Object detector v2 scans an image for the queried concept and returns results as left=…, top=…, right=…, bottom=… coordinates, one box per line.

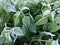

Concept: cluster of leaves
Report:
left=0, top=0, right=60, bottom=45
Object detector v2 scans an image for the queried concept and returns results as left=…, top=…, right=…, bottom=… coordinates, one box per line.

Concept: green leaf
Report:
left=43, top=10, right=50, bottom=16
left=13, top=11, right=20, bottom=26
left=29, top=23, right=36, bottom=33
left=48, top=23, right=59, bottom=32
left=35, top=17, right=48, bottom=25
left=22, top=16, right=30, bottom=28
left=55, top=17, right=60, bottom=23
left=35, top=15, right=42, bottom=22
left=0, top=8, right=10, bottom=28
left=0, top=27, right=24, bottom=44
left=0, top=1, right=16, bottom=12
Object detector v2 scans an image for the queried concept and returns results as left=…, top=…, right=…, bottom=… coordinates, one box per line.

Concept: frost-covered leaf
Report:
left=43, top=32, right=55, bottom=37
left=54, top=1, right=60, bottom=9
left=4, top=3, right=16, bottom=12
left=29, top=23, right=36, bottom=33
left=43, top=10, right=50, bottom=16
left=0, top=27, right=24, bottom=44
left=11, top=27, right=24, bottom=36
left=0, top=1, right=16, bottom=12
left=51, top=11, right=55, bottom=22
left=0, top=0, right=60, bottom=45
left=56, top=8, right=60, bottom=13
left=22, top=16, right=30, bottom=28
left=0, top=27, right=12, bottom=43
left=51, top=39, right=59, bottom=45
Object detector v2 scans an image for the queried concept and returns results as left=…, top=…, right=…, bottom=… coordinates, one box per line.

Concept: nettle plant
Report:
left=0, top=0, right=60, bottom=45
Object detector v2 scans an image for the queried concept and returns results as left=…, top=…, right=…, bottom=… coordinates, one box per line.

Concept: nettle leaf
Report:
left=58, top=35, right=60, bottom=44
left=1, top=27, right=11, bottom=36
left=43, top=10, right=50, bottom=16
left=14, top=17, right=19, bottom=26
left=42, top=6, right=49, bottom=13
left=13, top=11, right=20, bottom=26
left=0, top=12, right=10, bottom=25
left=0, top=28, right=12, bottom=43
left=22, top=25, right=28, bottom=36
left=22, top=16, right=30, bottom=28
left=46, top=12, right=55, bottom=22
left=54, top=1, right=60, bottom=9
left=48, top=23, right=59, bottom=32
left=0, top=1, right=16, bottom=12
left=29, top=23, right=36, bottom=33
left=16, top=0, right=28, bottom=9
left=11, top=27, right=24, bottom=37
left=35, top=15, right=42, bottom=22
left=35, top=17, right=48, bottom=25
left=0, top=27, right=24, bottom=44
left=0, top=9, right=10, bottom=28
left=10, top=27, right=24, bottom=42
left=56, top=8, right=60, bottom=13
left=4, top=33, right=12, bottom=43
left=4, top=3, right=16, bottom=12
left=55, top=17, right=60, bottom=23
left=1, top=0, right=60, bottom=45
